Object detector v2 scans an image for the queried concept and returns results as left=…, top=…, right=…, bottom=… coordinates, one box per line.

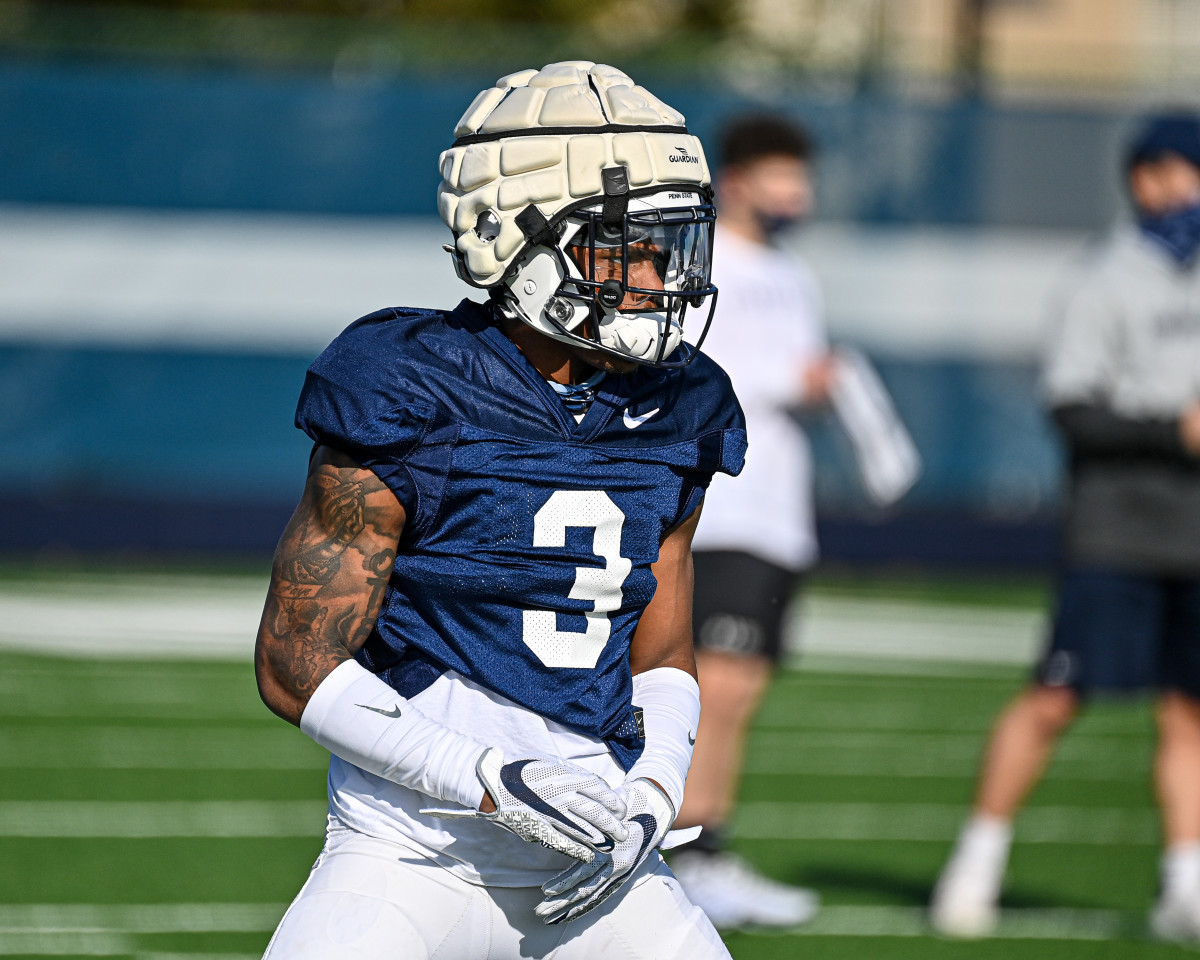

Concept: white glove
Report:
left=535, top=777, right=673, bottom=924
left=423, top=747, right=628, bottom=862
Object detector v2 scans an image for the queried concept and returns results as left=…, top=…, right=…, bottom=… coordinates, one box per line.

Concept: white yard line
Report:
left=0, top=902, right=1131, bottom=944
left=0, top=903, right=285, bottom=933
left=742, top=731, right=1147, bottom=781
left=137, top=954, right=261, bottom=960
left=0, top=798, right=1155, bottom=844
left=0, top=930, right=133, bottom=955
left=734, top=802, right=1158, bottom=845
left=0, top=726, right=325, bottom=770
left=0, top=723, right=1139, bottom=779
left=746, top=904, right=1128, bottom=940
left=0, top=800, right=327, bottom=837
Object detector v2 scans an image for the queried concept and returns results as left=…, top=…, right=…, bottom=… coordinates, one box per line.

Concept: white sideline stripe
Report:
left=0, top=801, right=327, bottom=837
left=0, top=903, right=1127, bottom=944
left=734, top=802, right=1158, bottom=845
left=791, top=596, right=1045, bottom=667
left=0, top=592, right=264, bottom=660
left=0, top=209, right=459, bottom=351
left=0, top=581, right=1044, bottom=667
left=0, top=209, right=1085, bottom=361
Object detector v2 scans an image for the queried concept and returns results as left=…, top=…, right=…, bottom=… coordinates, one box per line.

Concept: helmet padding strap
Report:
left=601, top=166, right=630, bottom=227
left=515, top=205, right=556, bottom=248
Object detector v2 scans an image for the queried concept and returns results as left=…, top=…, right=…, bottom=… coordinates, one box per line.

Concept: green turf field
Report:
left=0, top=573, right=1194, bottom=958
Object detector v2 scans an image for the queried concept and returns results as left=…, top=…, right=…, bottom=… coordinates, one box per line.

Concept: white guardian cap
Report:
left=437, top=61, right=717, bottom=366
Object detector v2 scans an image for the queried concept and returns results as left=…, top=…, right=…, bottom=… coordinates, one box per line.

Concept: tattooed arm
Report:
left=255, top=445, right=405, bottom=726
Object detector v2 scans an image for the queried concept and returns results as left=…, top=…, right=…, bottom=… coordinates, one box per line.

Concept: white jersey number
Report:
left=522, top=490, right=633, bottom=669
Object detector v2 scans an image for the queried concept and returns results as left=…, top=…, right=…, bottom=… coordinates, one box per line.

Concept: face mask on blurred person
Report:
left=755, top=210, right=805, bottom=241
left=1140, top=202, right=1200, bottom=266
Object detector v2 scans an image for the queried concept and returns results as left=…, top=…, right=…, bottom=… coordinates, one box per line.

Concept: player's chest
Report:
left=410, top=430, right=682, bottom=563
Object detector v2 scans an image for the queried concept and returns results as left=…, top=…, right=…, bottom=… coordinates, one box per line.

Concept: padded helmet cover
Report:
left=438, top=61, right=712, bottom=287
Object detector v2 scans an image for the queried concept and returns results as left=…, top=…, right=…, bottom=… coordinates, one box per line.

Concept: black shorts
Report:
left=1035, top=568, right=1200, bottom=698
left=691, top=550, right=803, bottom=664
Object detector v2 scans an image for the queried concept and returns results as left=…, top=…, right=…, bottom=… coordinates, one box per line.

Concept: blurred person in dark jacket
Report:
left=932, top=112, right=1200, bottom=942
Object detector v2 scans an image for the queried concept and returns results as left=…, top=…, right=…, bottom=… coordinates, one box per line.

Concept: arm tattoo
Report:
left=256, top=455, right=404, bottom=723
left=277, top=475, right=367, bottom=589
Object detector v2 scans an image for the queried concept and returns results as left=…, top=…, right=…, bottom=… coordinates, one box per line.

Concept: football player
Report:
left=254, top=61, right=745, bottom=960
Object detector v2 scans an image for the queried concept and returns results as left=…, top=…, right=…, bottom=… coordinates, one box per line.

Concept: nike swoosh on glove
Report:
left=535, top=777, right=673, bottom=924
left=423, top=747, right=628, bottom=862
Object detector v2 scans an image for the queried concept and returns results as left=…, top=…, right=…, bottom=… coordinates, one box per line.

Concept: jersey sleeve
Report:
left=294, top=313, right=435, bottom=514
left=668, top=356, right=747, bottom=526
left=1042, top=266, right=1122, bottom=407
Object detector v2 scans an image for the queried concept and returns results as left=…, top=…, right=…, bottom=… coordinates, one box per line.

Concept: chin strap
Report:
left=547, top=368, right=607, bottom=414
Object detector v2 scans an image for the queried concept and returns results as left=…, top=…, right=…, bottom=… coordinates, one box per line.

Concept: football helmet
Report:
left=437, top=61, right=717, bottom=367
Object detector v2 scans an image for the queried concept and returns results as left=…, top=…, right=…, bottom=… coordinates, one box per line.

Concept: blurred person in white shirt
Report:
left=670, top=113, right=833, bottom=930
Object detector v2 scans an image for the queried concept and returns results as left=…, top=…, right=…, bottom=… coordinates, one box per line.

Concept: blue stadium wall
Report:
left=2, top=57, right=1115, bottom=567
left=0, top=341, right=1062, bottom=567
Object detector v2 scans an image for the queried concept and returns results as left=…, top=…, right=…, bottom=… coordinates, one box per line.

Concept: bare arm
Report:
left=629, top=503, right=703, bottom=679
left=255, top=445, right=405, bottom=726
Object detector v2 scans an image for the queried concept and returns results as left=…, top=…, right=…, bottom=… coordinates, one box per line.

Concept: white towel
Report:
left=830, top=348, right=922, bottom=507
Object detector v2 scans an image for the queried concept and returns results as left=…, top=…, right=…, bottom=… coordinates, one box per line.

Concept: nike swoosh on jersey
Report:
left=688, top=732, right=696, bottom=745
left=357, top=703, right=403, bottom=719
left=622, top=407, right=661, bottom=429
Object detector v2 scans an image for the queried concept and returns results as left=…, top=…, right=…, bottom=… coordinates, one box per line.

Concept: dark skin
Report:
left=501, top=236, right=668, bottom=383
left=254, top=324, right=699, bottom=813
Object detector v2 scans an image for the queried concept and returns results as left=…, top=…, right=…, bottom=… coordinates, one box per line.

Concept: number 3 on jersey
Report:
left=522, top=490, right=633, bottom=669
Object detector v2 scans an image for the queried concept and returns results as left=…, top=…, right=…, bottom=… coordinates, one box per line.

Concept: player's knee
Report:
left=1157, top=690, right=1200, bottom=736
left=697, top=652, right=772, bottom=710
left=264, top=891, right=428, bottom=960
left=1028, top=684, right=1079, bottom=733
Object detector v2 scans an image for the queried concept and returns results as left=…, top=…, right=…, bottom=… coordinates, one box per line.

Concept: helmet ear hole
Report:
left=474, top=210, right=501, bottom=242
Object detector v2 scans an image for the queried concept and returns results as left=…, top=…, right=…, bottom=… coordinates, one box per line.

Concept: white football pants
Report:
left=263, top=821, right=730, bottom=960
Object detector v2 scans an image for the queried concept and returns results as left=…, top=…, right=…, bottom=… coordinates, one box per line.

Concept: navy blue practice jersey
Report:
left=295, top=299, right=745, bottom=769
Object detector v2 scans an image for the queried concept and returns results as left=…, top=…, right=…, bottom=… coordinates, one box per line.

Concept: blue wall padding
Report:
left=0, top=343, right=313, bottom=502
left=0, top=342, right=1063, bottom=510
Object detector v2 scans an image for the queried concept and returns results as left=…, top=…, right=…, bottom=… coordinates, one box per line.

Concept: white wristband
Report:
left=624, top=666, right=700, bottom=816
left=299, top=659, right=486, bottom=810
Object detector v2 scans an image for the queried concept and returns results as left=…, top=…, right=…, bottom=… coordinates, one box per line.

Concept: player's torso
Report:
left=1103, top=235, right=1200, bottom=416
left=352, top=309, right=725, bottom=761
left=373, top=425, right=690, bottom=743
